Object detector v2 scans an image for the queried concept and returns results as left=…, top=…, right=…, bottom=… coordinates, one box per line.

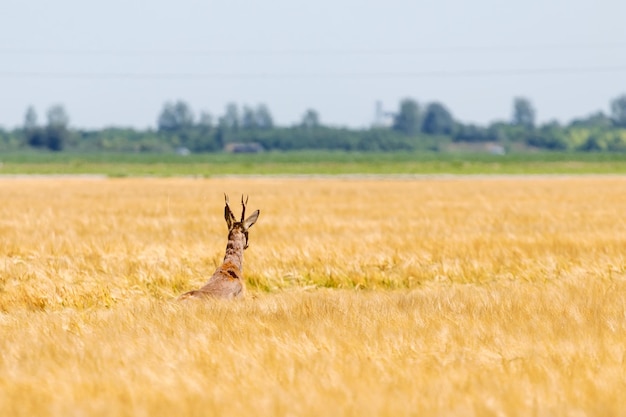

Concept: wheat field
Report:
left=1, top=176, right=626, bottom=416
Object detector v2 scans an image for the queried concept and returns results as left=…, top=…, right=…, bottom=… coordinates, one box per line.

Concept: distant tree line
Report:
left=2, top=94, right=626, bottom=153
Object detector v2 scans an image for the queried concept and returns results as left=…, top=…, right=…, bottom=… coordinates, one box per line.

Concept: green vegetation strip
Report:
left=2, top=151, right=626, bottom=176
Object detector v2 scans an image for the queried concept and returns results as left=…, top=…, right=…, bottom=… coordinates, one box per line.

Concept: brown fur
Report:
left=178, top=195, right=259, bottom=300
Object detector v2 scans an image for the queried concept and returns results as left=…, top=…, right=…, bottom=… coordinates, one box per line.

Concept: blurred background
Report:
left=1, top=0, right=625, bottom=155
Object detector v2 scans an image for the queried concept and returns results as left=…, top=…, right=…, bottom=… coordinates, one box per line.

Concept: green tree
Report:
left=610, top=94, right=626, bottom=127
left=422, top=102, right=454, bottom=135
left=47, top=104, right=69, bottom=128
left=453, top=124, right=491, bottom=142
left=198, top=111, right=213, bottom=129
left=45, top=104, right=70, bottom=151
left=570, top=111, right=613, bottom=129
left=242, top=106, right=257, bottom=129
left=531, top=121, right=569, bottom=150
left=24, top=106, right=38, bottom=130
left=255, top=104, right=274, bottom=129
left=23, top=106, right=46, bottom=148
left=392, top=99, right=420, bottom=135
left=512, top=97, right=536, bottom=129
left=181, top=111, right=220, bottom=152
left=241, top=104, right=274, bottom=130
left=301, top=109, right=320, bottom=128
left=157, top=100, right=194, bottom=132
left=219, top=103, right=240, bottom=131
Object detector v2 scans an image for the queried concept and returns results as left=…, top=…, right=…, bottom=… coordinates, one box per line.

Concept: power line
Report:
left=1, top=43, right=626, bottom=57
left=0, top=66, right=625, bottom=80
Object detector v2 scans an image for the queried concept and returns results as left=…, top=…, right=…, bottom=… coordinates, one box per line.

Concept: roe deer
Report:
left=179, top=194, right=260, bottom=300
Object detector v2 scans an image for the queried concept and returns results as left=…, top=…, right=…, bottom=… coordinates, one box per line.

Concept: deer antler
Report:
left=224, top=193, right=236, bottom=227
left=241, top=195, right=249, bottom=222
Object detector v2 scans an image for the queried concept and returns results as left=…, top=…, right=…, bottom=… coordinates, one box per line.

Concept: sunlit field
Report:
left=1, top=177, right=626, bottom=416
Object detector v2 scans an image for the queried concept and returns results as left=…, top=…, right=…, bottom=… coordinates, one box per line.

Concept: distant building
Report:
left=224, top=142, right=264, bottom=153
left=175, top=147, right=191, bottom=156
left=487, top=144, right=506, bottom=155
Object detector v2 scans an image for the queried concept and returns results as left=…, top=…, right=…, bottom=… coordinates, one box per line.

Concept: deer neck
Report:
left=223, top=229, right=246, bottom=271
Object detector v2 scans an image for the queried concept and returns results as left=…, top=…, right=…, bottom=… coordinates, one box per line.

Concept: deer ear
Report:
left=243, top=210, right=260, bottom=230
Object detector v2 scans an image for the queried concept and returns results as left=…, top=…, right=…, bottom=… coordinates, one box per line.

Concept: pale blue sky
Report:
left=1, top=0, right=625, bottom=129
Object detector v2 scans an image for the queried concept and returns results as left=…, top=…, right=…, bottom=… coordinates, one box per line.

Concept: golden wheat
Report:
left=1, top=176, right=625, bottom=416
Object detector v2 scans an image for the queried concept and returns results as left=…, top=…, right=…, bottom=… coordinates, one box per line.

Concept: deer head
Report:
left=224, top=194, right=260, bottom=249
